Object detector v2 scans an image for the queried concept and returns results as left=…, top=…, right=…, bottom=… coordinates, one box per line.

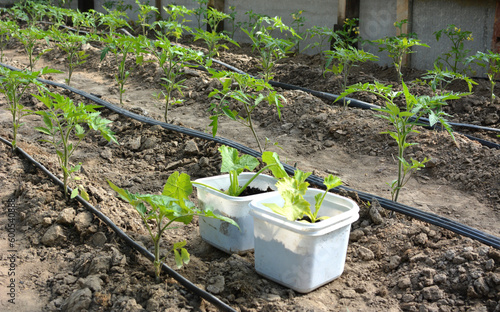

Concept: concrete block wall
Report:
left=411, top=0, right=496, bottom=74
left=359, top=0, right=398, bottom=67
left=225, top=0, right=338, bottom=53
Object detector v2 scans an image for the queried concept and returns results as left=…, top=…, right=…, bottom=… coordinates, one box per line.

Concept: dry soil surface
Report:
left=0, top=30, right=499, bottom=312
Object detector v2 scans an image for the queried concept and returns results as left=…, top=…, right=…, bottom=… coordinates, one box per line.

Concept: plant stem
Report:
left=243, top=101, right=263, bottom=153
left=153, top=237, right=161, bottom=283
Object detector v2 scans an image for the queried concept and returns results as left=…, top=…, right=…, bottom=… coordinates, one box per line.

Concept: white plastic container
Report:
left=194, top=173, right=278, bottom=254
left=249, top=189, right=359, bottom=293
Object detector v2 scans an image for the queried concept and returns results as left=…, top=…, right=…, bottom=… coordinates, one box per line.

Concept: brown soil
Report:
left=0, top=27, right=499, bottom=312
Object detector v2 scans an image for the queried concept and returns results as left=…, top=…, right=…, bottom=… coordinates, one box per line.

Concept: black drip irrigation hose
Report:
left=0, top=136, right=237, bottom=312
left=2, top=66, right=496, bottom=250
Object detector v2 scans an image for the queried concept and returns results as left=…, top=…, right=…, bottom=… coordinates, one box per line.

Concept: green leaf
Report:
left=202, top=207, right=240, bottom=229
left=221, top=107, right=236, bottom=120
left=42, top=114, right=53, bottom=129
left=219, top=145, right=259, bottom=174
left=264, top=191, right=310, bottom=221
left=261, top=151, right=287, bottom=179
left=173, top=249, right=182, bottom=268
left=162, top=171, right=193, bottom=202
left=100, top=46, right=110, bottom=61
left=70, top=188, right=79, bottom=199
left=324, top=174, right=342, bottom=190
left=209, top=115, right=218, bottom=137
left=107, top=180, right=135, bottom=203
left=136, top=202, right=147, bottom=217
left=180, top=248, right=190, bottom=265
left=173, top=240, right=187, bottom=249
left=80, top=187, right=90, bottom=201
left=34, top=127, right=52, bottom=135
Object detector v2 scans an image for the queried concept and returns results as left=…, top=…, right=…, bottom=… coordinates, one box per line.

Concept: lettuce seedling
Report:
left=264, top=169, right=342, bottom=223
left=192, top=145, right=288, bottom=197
left=108, top=172, right=238, bottom=283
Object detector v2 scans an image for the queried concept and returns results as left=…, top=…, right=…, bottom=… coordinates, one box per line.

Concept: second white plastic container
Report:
left=249, top=189, right=360, bottom=293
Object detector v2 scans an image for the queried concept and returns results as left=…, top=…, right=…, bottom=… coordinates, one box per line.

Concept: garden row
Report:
left=1, top=2, right=499, bottom=310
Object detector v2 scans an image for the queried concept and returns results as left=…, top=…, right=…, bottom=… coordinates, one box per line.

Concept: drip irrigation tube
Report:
left=0, top=136, right=237, bottom=312
left=3, top=68, right=496, bottom=250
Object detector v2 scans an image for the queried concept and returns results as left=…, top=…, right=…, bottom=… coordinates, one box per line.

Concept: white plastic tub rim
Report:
left=193, top=173, right=278, bottom=203
left=249, top=188, right=360, bottom=237
left=193, top=173, right=278, bottom=253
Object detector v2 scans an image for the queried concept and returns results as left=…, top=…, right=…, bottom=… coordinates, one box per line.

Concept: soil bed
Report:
left=0, top=29, right=499, bottom=312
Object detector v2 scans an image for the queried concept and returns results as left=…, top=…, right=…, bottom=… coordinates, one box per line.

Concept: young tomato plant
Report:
left=290, top=10, right=306, bottom=53
left=134, top=0, right=159, bottom=37
left=19, top=0, right=49, bottom=26
left=49, top=28, right=91, bottom=86
left=333, top=17, right=360, bottom=48
left=155, top=4, right=193, bottom=42
left=193, top=7, right=239, bottom=59
left=0, top=66, right=60, bottom=150
left=193, top=0, right=209, bottom=29
left=227, top=5, right=238, bottom=39
left=416, top=66, right=476, bottom=130
left=243, top=16, right=300, bottom=82
left=263, top=169, right=342, bottom=223
left=324, top=46, right=378, bottom=107
left=101, top=34, right=146, bottom=105
left=373, top=20, right=429, bottom=82
left=467, top=50, right=500, bottom=104
left=108, top=172, right=238, bottom=283
left=305, top=26, right=336, bottom=55
left=417, top=64, right=476, bottom=96
left=193, top=145, right=288, bottom=197
left=142, top=36, right=203, bottom=122
left=33, top=90, right=118, bottom=200
left=434, top=24, right=473, bottom=74
left=337, top=80, right=468, bottom=202
left=14, top=26, right=53, bottom=71
left=208, top=70, right=285, bottom=153
left=81, top=10, right=104, bottom=34
left=101, top=6, right=131, bottom=34
left=0, top=19, right=16, bottom=62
